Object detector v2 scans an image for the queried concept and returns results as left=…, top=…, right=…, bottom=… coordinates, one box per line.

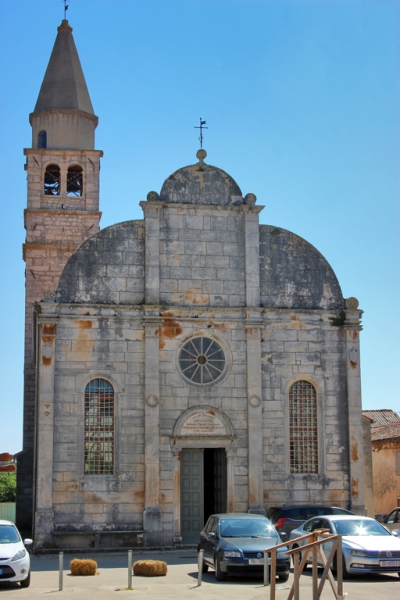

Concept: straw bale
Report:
left=70, top=558, right=98, bottom=576
left=133, top=559, right=167, bottom=577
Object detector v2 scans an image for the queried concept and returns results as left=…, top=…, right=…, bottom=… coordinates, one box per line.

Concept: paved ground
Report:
left=0, top=550, right=398, bottom=598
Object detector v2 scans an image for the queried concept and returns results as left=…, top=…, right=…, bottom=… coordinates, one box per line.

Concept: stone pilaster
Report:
left=34, top=318, right=57, bottom=549
left=171, top=448, right=182, bottom=544
left=344, top=298, right=366, bottom=514
left=143, top=318, right=162, bottom=544
left=226, top=447, right=236, bottom=513
left=140, top=199, right=163, bottom=305
left=243, top=204, right=263, bottom=308
left=245, top=312, right=265, bottom=513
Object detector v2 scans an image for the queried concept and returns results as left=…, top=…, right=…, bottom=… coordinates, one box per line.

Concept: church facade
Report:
left=18, top=21, right=366, bottom=550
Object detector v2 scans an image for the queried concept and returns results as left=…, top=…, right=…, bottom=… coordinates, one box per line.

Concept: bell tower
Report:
left=17, top=20, right=103, bottom=532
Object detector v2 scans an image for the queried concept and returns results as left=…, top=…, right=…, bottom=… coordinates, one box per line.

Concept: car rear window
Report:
left=287, top=509, right=308, bottom=520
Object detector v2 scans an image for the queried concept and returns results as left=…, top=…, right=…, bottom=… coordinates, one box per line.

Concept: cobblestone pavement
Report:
left=0, top=550, right=398, bottom=599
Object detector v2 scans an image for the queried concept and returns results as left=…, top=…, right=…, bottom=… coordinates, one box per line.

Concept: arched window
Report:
left=289, top=380, right=318, bottom=474
left=44, top=164, right=60, bottom=195
left=38, top=130, right=47, bottom=149
left=67, top=165, right=83, bottom=196
left=84, top=378, right=114, bottom=475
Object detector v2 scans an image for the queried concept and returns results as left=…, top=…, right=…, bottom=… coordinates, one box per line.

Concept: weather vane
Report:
left=62, top=0, right=69, bottom=19
left=194, top=118, right=208, bottom=148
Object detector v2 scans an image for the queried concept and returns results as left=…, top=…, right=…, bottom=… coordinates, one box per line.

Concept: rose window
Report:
left=179, top=337, right=225, bottom=385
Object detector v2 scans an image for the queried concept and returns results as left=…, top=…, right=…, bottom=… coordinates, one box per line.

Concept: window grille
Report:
left=179, top=337, right=225, bottom=385
left=289, top=380, right=318, bottom=473
left=44, top=164, right=60, bottom=195
left=67, top=165, right=83, bottom=196
left=84, top=378, right=114, bottom=475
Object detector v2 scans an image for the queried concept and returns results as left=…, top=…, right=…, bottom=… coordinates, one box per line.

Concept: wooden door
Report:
left=213, top=448, right=227, bottom=514
left=181, top=449, right=204, bottom=544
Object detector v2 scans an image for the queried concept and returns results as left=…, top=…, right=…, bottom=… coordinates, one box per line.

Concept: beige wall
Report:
left=372, top=440, right=400, bottom=514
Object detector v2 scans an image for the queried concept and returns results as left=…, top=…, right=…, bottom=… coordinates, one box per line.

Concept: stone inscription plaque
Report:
left=180, top=412, right=226, bottom=436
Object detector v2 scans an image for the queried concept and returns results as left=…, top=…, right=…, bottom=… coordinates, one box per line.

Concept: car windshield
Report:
left=334, top=520, right=390, bottom=536
left=0, top=525, right=20, bottom=544
left=220, top=519, right=276, bottom=537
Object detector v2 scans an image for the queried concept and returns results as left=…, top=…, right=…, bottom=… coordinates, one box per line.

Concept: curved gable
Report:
left=259, top=225, right=343, bottom=310
left=57, top=220, right=145, bottom=304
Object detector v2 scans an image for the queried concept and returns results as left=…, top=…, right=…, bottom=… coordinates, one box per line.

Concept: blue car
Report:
left=197, top=513, right=290, bottom=581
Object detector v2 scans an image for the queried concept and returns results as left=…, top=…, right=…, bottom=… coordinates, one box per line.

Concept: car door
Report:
left=302, top=518, right=329, bottom=565
left=203, top=517, right=218, bottom=563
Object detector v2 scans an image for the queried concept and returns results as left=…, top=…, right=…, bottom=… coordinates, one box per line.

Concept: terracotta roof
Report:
left=362, top=409, right=400, bottom=427
left=371, top=422, right=400, bottom=442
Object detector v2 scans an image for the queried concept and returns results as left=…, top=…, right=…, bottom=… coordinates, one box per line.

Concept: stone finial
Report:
left=346, top=297, right=359, bottom=309
left=41, top=290, right=56, bottom=302
left=244, top=193, right=257, bottom=206
left=196, top=149, right=207, bottom=164
left=146, top=191, right=160, bottom=202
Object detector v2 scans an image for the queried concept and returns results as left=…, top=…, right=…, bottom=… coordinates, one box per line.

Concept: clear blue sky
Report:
left=0, top=0, right=399, bottom=454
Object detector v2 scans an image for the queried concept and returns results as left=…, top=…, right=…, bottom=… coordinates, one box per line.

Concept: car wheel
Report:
left=20, top=571, right=31, bottom=588
left=201, top=558, right=209, bottom=573
left=292, top=545, right=307, bottom=571
left=342, top=556, right=350, bottom=580
left=278, top=571, right=289, bottom=582
left=214, top=556, right=226, bottom=581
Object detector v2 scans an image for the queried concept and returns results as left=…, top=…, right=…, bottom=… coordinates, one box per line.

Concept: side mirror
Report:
left=208, top=532, right=216, bottom=538
left=392, top=530, right=399, bottom=537
left=24, top=539, right=33, bottom=546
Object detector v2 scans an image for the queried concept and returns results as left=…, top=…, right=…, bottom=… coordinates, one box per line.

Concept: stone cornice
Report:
left=29, top=108, right=98, bottom=127
left=24, top=148, right=103, bottom=157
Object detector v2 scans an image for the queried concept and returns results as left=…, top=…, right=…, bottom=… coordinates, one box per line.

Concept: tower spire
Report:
left=30, top=20, right=97, bottom=150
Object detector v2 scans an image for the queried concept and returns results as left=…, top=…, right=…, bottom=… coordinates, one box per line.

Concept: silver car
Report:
left=289, top=515, right=400, bottom=578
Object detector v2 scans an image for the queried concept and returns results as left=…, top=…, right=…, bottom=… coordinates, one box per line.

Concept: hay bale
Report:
left=133, top=560, right=167, bottom=577
left=70, top=558, right=98, bottom=576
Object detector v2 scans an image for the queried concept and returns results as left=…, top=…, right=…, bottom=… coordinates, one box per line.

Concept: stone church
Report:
left=18, top=20, right=366, bottom=549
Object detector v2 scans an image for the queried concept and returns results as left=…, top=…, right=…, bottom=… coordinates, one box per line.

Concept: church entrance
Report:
left=180, top=448, right=227, bottom=544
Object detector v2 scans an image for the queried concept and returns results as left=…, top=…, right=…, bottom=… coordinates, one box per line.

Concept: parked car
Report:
left=267, top=505, right=355, bottom=539
left=380, top=508, right=400, bottom=533
left=0, top=520, right=32, bottom=587
left=289, top=514, right=400, bottom=578
left=197, top=513, right=290, bottom=582
left=374, top=514, right=388, bottom=524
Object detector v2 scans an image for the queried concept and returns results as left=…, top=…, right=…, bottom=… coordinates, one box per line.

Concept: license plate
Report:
left=249, top=558, right=264, bottom=565
left=0, top=569, right=3, bottom=575
left=379, top=560, right=400, bottom=567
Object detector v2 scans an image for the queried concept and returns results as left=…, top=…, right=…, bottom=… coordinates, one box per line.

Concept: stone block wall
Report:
left=261, top=309, right=349, bottom=508
left=159, top=206, right=246, bottom=307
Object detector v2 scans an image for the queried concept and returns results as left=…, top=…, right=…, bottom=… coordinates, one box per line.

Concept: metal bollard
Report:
left=197, top=549, right=204, bottom=586
left=128, top=549, right=133, bottom=589
left=263, top=550, right=269, bottom=586
left=59, top=551, right=63, bottom=591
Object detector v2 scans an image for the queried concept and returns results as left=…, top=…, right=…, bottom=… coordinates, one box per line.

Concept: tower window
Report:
left=84, top=378, right=114, bottom=475
left=38, top=130, right=47, bottom=149
left=67, top=165, right=83, bottom=196
left=289, top=380, right=318, bottom=474
left=44, top=164, right=60, bottom=195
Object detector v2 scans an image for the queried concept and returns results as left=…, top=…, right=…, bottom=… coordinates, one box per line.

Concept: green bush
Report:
left=0, top=473, right=16, bottom=502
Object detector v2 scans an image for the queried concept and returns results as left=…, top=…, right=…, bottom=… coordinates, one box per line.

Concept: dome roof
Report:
left=159, top=150, right=243, bottom=206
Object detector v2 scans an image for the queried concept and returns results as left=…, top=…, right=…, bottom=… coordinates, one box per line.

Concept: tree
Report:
left=0, top=473, right=16, bottom=502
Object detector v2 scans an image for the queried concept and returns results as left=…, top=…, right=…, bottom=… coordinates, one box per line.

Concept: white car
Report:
left=289, top=515, right=400, bottom=578
left=0, top=520, right=32, bottom=587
